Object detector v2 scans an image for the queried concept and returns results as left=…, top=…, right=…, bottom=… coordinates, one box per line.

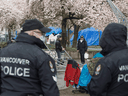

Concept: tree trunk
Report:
left=8, top=29, right=11, bottom=41
left=62, top=19, right=67, bottom=48
left=72, top=25, right=80, bottom=48
left=67, top=28, right=70, bottom=47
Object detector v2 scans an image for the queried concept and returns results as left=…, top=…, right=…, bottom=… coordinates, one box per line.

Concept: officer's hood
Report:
left=16, top=32, right=47, bottom=49
left=100, top=23, right=127, bottom=56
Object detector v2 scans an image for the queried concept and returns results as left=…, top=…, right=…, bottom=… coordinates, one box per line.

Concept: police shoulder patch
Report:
left=95, top=64, right=101, bottom=75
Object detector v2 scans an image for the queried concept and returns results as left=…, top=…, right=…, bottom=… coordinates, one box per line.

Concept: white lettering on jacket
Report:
left=0, top=57, right=30, bottom=65
left=1, top=66, right=30, bottom=77
left=119, top=65, right=128, bottom=71
left=118, top=74, right=128, bottom=82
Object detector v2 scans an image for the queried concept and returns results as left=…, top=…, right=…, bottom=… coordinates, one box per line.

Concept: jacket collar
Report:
left=16, top=32, right=46, bottom=49
left=100, top=46, right=127, bottom=56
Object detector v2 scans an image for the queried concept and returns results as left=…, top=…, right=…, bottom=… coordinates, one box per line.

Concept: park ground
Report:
left=60, top=87, right=90, bottom=96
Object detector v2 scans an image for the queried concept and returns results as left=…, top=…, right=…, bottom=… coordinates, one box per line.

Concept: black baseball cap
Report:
left=21, top=19, right=51, bottom=33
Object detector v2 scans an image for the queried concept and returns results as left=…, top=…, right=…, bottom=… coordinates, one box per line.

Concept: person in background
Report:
left=55, top=35, right=65, bottom=65
left=88, top=23, right=128, bottom=96
left=49, top=33, right=55, bottom=44
left=0, top=19, right=59, bottom=96
left=77, top=35, right=88, bottom=64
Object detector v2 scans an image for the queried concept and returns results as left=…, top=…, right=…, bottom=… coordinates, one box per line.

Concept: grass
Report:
left=0, top=42, right=101, bottom=52
left=66, top=47, right=77, bottom=51
left=45, top=44, right=101, bottom=52
left=88, top=46, right=101, bottom=48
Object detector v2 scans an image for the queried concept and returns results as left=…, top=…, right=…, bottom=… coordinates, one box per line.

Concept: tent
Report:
left=45, top=27, right=62, bottom=36
left=70, top=27, right=102, bottom=46
left=45, top=27, right=73, bottom=37
left=67, top=29, right=73, bottom=34
left=45, top=27, right=56, bottom=36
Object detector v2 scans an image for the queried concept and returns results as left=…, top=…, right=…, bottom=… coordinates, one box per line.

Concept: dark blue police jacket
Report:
left=0, top=32, right=59, bottom=96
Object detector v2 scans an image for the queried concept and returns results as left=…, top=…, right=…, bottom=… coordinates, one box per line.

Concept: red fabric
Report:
left=64, top=63, right=80, bottom=87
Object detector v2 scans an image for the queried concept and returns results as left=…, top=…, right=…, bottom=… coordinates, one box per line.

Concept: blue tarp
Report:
left=68, top=29, right=73, bottom=34
left=46, top=27, right=62, bottom=36
left=45, top=27, right=73, bottom=36
left=14, top=31, right=17, bottom=40
left=45, top=27, right=60, bottom=36
left=70, top=27, right=102, bottom=46
left=55, top=28, right=62, bottom=34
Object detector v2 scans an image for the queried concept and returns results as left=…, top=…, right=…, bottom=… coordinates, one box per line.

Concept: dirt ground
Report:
left=59, top=87, right=90, bottom=96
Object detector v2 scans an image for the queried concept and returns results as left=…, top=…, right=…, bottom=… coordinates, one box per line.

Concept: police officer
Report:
left=88, top=23, right=128, bottom=96
left=0, top=19, right=59, bottom=96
